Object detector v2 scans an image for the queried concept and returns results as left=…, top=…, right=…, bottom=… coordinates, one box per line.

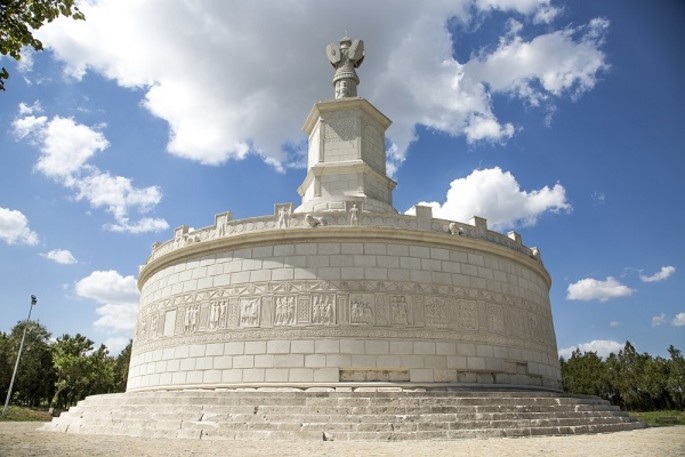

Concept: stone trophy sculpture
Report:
left=327, top=37, right=364, bottom=99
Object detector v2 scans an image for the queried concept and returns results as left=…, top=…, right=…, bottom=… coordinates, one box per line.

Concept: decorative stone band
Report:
left=132, top=225, right=559, bottom=391
left=142, top=205, right=541, bottom=271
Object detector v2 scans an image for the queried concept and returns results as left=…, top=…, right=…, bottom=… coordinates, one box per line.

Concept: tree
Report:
left=0, top=332, right=13, bottom=401
left=113, top=340, right=132, bottom=392
left=6, top=321, right=55, bottom=407
left=0, top=0, right=85, bottom=91
left=48, top=333, right=94, bottom=414
left=560, top=349, right=611, bottom=399
left=666, top=345, right=685, bottom=409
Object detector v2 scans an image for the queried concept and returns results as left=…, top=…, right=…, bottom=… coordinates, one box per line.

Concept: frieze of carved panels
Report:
left=133, top=279, right=556, bottom=353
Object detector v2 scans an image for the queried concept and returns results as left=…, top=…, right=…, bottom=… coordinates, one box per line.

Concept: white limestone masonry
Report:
left=46, top=36, right=645, bottom=443
left=128, top=36, right=560, bottom=393
left=130, top=217, right=560, bottom=391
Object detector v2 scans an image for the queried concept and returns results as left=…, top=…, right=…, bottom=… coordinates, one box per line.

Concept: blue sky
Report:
left=1, top=0, right=683, bottom=356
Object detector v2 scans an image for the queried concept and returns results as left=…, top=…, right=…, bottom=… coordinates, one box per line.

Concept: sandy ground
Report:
left=0, top=422, right=684, bottom=457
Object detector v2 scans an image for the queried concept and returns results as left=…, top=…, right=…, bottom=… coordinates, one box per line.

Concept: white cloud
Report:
left=640, top=265, right=676, bottom=283
left=475, top=0, right=562, bottom=24
left=41, top=249, right=77, bottom=265
left=566, top=276, right=634, bottom=302
left=73, top=171, right=163, bottom=222
left=465, top=19, right=609, bottom=106
left=12, top=109, right=168, bottom=234
left=651, top=313, right=667, bottom=327
left=34, top=1, right=609, bottom=172
left=405, top=167, right=571, bottom=230
left=35, top=116, right=109, bottom=181
left=558, top=339, right=624, bottom=359
left=0, top=207, right=39, bottom=246
left=672, top=313, right=685, bottom=327
left=74, top=270, right=139, bottom=336
left=17, top=47, right=36, bottom=73
left=104, top=217, right=170, bottom=234
left=609, top=320, right=620, bottom=327
left=103, top=336, right=131, bottom=355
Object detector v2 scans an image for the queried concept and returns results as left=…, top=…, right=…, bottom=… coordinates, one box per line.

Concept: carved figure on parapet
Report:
left=531, top=247, right=541, bottom=261
left=349, top=203, right=360, bottom=225
left=327, top=36, right=365, bottom=99
left=305, top=214, right=327, bottom=227
left=277, top=205, right=291, bottom=228
left=449, top=222, right=464, bottom=235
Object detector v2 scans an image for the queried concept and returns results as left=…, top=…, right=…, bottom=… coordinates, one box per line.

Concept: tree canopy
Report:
left=560, top=341, right=685, bottom=411
left=0, top=0, right=85, bottom=91
left=1, top=321, right=130, bottom=414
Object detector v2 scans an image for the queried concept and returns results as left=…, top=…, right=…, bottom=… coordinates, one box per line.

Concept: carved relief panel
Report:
left=425, top=296, right=448, bottom=327
left=350, top=294, right=375, bottom=325
left=208, top=300, right=228, bottom=330
left=274, top=295, right=297, bottom=326
left=458, top=300, right=479, bottom=330
left=239, top=297, right=260, bottom=328
left=487, top=303, right=505, bottom=334
left=183, top=304, right=200, bottom=334
left=389, top=295, right=410, bottom=325
left=312, top=294, right=336, bottom=325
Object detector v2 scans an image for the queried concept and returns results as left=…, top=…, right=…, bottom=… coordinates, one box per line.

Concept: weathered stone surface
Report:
left=44, top=390, right=644, bottom=441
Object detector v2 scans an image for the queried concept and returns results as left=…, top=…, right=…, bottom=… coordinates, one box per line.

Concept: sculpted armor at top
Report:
left=327, top=37, right=365, bottom=99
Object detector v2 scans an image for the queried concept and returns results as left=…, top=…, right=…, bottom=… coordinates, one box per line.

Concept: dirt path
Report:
left=1, top=422, right=684, bottom=457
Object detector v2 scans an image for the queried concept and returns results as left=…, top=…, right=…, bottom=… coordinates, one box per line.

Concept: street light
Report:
left=2, top=295, right=37, bottom=416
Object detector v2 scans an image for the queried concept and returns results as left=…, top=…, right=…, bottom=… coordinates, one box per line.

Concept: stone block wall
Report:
left=129, top=231, right=560, bottom=392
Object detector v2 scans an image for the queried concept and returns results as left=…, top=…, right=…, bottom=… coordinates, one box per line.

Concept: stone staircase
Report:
left=42, top=389, right=644, bottom=441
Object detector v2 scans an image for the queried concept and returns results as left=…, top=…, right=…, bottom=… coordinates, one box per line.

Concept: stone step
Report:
left=44, top=390, right=643, bottom=440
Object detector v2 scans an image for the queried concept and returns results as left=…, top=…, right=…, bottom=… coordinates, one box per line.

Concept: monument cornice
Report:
left=296, top=160, right=398, bottom=198
left=137, top=223, right=551, bottom=291
left=303, top=97, right=392, bottom=135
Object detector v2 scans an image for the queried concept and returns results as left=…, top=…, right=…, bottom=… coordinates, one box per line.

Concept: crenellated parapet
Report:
left=142, top=204, right=542, bottom=274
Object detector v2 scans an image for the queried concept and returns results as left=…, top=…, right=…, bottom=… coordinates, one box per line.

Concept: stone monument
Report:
left=126, top=36, right=559, bottom=391
left=44, top=37, right=643, bottom=440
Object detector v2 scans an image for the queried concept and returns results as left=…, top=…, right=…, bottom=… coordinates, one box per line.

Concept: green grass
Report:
left=0, top=406, right=52, bottom=422
left=631, top=410, right=685, bottom=427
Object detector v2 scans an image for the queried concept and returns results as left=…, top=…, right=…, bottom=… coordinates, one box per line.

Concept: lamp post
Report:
left=2, top=295, right=37, bottom=416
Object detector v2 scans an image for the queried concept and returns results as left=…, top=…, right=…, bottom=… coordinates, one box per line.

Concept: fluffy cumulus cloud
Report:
left=640, top=266, right=676, bottom=283
left=74, top=270, right=139, bottom=340
left=0, top=207, right=39, bottom=245
left=558, top=339, right=624, bottom=359
left=673, top=313, right=685, bottom=327
left=12, top=103, right=168, bottom=234
left=405, top=167, right=571, bottom=230
left=566, top=276, right=634, bottom=302
left=465, top=18, right=609, bottom=107
left=40, top=249, right=77, bottom=265
left=651, top=313, right=667, bottom=327
left=33, top=0, right=609, bottom=171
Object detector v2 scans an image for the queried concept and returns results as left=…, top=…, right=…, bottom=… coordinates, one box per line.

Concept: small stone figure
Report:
left=449, top=222, right=464, bottom=235
left=306, top=214, right=327, bottom=227
left=531, top=247, right=541, bottom=261
left=327, top=37, right=365, bottom=99
left=278, top=206, right=290, bottom=228
left=349, top=204, right=359, bottom=225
